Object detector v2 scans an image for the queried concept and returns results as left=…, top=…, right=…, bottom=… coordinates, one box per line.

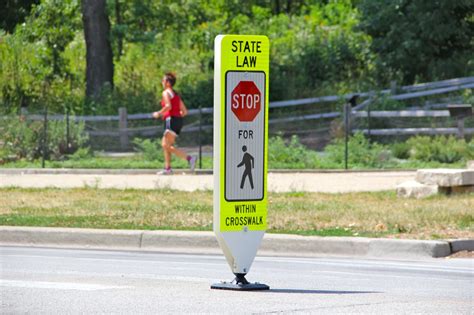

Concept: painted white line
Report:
left=257, top=257, right=473, bottom=273
left=0, top=280, right=130, bottom=291
left=315, top=270, right=472, bottom=282
left=1, top=254, right=224, bottom=267
left=2, top=269, right=218, bottom=283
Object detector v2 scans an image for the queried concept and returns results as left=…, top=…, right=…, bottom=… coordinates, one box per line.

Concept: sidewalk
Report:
left=0, top=169, right=416, bottom=193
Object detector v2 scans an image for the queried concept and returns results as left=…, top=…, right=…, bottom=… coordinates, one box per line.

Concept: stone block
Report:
left=450, top=239, right=474, bottom=252
left=396, top=180, right=438, bottom=198
left=439, top=185, right=474, bottom=195
left=416, top=169, right=474, bottom=186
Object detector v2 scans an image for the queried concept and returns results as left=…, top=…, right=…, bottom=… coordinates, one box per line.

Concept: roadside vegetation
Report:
left=0, top=187, right=472, bottom=240
left=1, top=1, right=472, bottom=244
left=1, top=129, right=472, bottom=169
left=2, top=1, right=472, bottom=115
left=1, top=1, right=473, bottom=170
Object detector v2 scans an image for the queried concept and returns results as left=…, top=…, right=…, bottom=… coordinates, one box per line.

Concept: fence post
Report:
left=343, top=103, right=351, bottom=170
left=66, top=107, right=71, bottom=154
left=457, top=117, right=465, bottom=139
left=198, top=107, right=202, bottom=169
left=118, top=107, right=129, bottom=151
left=20, top=106, right=28, bottom=117
left=390, top=80, right=397, bottom=94
left=367, top=102, right=371, bottom=141
left=42, top=107, right=48, bottom=168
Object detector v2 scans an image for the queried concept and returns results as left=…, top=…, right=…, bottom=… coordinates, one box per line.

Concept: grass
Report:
left=0, top=187, right=472, bottom=239
left=0, top=155, right=214, bottom=170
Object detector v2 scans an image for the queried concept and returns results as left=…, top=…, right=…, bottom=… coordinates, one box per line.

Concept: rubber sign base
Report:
left=211, top=273, right=269, bottom=291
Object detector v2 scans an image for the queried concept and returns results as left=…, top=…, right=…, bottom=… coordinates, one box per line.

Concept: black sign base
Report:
left=211, top=273, right=269, bottom=291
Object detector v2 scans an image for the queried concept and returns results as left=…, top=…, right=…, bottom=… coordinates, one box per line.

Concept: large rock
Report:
left=416, top=169, right=474, bottom=187
left=467, top=161, right=474, bottom=169
left=396, top=180, right=438, bottom=198
left=438, top=185, right=474, bottom=195
left=450, top=239, right=474, bottom=252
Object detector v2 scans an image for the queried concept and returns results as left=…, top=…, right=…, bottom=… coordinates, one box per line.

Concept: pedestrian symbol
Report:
left=238, top=145, right=254, bottom=189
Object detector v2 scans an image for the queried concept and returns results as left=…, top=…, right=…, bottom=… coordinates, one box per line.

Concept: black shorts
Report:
left=164, top=116, right=183, bottom=136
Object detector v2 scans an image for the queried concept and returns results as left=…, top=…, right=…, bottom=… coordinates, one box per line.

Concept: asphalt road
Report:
left=1, top=246, right=472, bottom=314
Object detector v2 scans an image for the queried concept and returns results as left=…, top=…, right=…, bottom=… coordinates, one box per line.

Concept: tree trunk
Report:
left=81, top=0, right=114, bottom=99
left=115, top=0, right=123, bottom=60
left=273, top=0, right=280, bottom=14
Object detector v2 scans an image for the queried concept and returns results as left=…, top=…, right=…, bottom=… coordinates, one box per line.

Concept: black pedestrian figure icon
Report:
left=237, top=145, right=254, bottom=189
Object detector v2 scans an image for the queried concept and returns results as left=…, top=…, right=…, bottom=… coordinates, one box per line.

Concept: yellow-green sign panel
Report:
left=218, top=35, right=269, bottom=232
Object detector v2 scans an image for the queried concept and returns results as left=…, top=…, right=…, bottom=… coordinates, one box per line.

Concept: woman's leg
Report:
left=161, top=135, right=172, bottom=169
left=163, top=132, right=188, bottom=160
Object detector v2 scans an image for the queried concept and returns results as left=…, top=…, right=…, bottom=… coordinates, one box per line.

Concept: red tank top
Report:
left=161, top=90, right=182, bottom=119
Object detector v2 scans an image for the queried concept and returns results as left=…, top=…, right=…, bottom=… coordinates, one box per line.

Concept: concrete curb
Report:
left=1, top=226, right=471, bottom=259
left=450, top=239, right=474, bottom=252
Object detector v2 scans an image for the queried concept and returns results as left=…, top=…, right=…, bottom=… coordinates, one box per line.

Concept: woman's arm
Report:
left=152, top=90, right=172, bottom=119
left=179, top=99, right=188, bottom=117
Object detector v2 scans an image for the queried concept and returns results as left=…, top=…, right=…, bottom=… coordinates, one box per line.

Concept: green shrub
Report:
left=391, top=141, right=411, bottom=159
left=47, top=119, right=89, bottom=160
left=268, top=135, right=320, bottom=169
left=370, top=95, right=406, bottom=110
left=324, top=132, right=392, bottom=168
left=68, top=147, right=92, bottom=161
left=407, top=135, right=472, bottom=163
left=132, top=138, right=163, bottom=162
left=0, top=115, right=89, bottom=162
left=462, top=141, right=474, bottom=160
left=0, top=117, right=40, bottom=161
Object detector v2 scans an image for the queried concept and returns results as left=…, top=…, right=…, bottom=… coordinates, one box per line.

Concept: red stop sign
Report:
left=231, top=81, right=261, bottom=122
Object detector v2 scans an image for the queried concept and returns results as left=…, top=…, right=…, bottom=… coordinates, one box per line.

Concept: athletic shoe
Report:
left=189, top=156, right=197, bottom=172
left=157, top=168, right=172, bottom=175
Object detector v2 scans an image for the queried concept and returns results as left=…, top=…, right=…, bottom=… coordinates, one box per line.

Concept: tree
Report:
left=0, top=0, right=39, bottom=33
left=23, top=0, right=79, bottom=78
left=1, top=0, right=80, bottom=113
left=81, top=0, right=114, bottom=98
left=358, top=0, right=474, bottom=83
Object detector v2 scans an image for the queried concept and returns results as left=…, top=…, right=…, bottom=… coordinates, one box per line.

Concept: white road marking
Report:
left=257, top=256, right=473, bottom=273
left=1, top=254, right=223, bottom=267
left=0, top=279, right=130, bottom=291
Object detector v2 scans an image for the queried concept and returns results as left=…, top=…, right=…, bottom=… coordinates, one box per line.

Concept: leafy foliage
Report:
left=20, top=0, right=80, bottom=77
left=0, top=115, right=89, bottom=163
left=2, top=0, right=472, bottom=115
left=1, top=0, right=376, bottom=114
left=369, top=94, right=405, bottom=111
left=268, top=135, right=320, bottom=169
left=358, top=0, right=474, bottom=84
left=0, top=0, right=39, bottom=33
left=132, top=137, right=163, bottom=162
left=406, top=135, right=473, bottom=163
left=391, top=141, right=410, bottom=160
left=324, top=132, right=392, bottom=168
left=0, top=0, right=82, bottom=114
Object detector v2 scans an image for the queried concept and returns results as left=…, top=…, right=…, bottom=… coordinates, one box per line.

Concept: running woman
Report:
left=152, top=72, right=196, bottom=174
